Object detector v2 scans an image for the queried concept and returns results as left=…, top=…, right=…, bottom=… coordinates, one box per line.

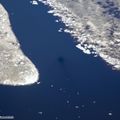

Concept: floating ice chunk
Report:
left=76, top=44, right=91, bottom=54
left=108, top=112, right=112, bottom=116
left=58, top=28, right=63, bottom=32
left=48, top=10, right=54, bottom=14
left=30, top=0, right=38, bottom=5
left=0, top=4, right=39, bottom=86
left=38, top=112, right=43, bottom=115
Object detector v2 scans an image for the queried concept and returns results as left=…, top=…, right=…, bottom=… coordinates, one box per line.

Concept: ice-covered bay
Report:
left=38, top=0, right=120, bottom=70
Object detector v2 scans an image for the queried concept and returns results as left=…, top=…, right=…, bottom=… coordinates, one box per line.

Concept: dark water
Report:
left=0, top=0, right=120, bottom=120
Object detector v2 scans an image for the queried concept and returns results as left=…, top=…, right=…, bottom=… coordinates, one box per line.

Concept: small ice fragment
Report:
left=76, top=91, right=80, bottom=95
left=108, top=112, right=112, bottom=116
left=38, top=112, right=43, bottom=115
left=93, top=101, right=96, bottom=104
left=81, top=105, right=85, bottom=108
left=37, top=81, right=40, bottom=84
left=75, top=106, right=79, bottom=109
left=58, top=28, right=63, bottom=32
left=66, top=100, right=70, bottom=104
left=59, top=88, right=63, bottom=91
left=31, top=0, right=38, bottom=5
left=50, top=84, right=54, bottom=88
left=55, top=20, right=59, bottom=23
left=48, top=10, right=54, bottom=14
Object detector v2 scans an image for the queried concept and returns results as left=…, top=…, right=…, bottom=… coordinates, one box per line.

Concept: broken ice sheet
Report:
left=0, top=4, right=39, bottom=86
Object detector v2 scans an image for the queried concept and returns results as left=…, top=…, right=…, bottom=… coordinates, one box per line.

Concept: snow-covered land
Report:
left=38, top=0, right=120, bottom=70
left=0, top=4, right=39, bottom=86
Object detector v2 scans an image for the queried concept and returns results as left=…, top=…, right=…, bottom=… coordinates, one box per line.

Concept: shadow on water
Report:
left=0, top=0, right=120, bottom=120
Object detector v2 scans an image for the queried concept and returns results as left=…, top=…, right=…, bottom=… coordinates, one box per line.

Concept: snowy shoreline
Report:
left=0, top=4, right=39, bottom=86
left=38, top=0, right=120, bottom=70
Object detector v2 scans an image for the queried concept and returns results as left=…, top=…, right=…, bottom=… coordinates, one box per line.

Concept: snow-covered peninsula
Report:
left=0, top=4, right=39, bottom=86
